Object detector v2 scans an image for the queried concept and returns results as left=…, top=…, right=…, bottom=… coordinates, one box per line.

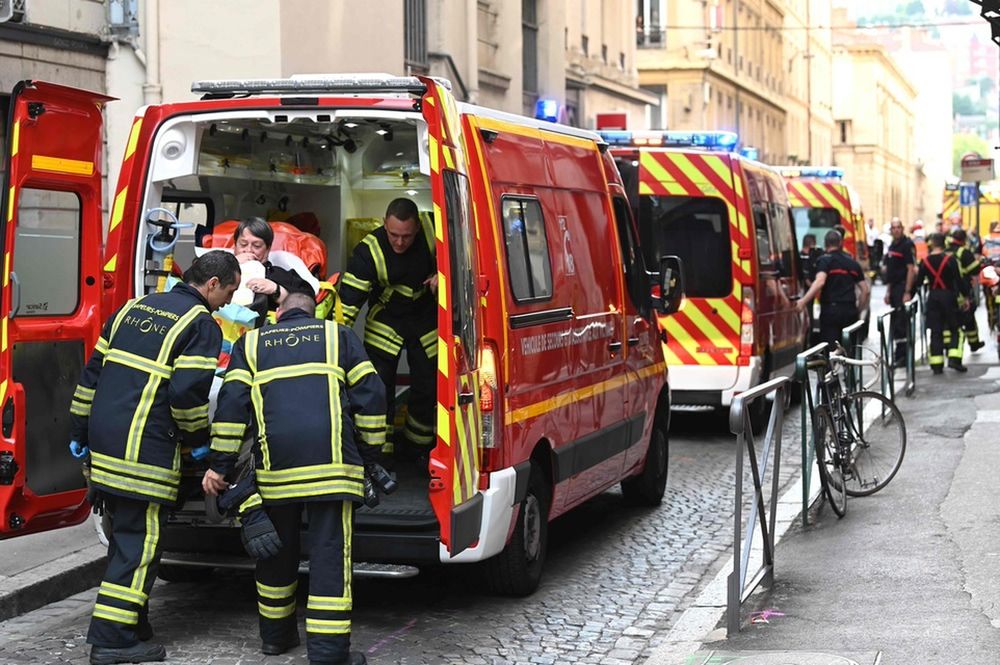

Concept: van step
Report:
left=160, top=553, right=419, bottom=579
left=671, top=404, right=716, bottom=413
left=353, top=562, right=420, bottom=579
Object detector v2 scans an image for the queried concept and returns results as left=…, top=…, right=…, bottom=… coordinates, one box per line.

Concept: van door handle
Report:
left=627, top=337, right=640, bottom=347
left=608, top=341, right=623, bottom=353
left=8, top=271, right=19, bottom=318
left=457, top=391, right=475, bottom=406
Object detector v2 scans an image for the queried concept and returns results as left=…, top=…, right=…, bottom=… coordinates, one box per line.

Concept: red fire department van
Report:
left=602, top=131, right=807, bottom=415
left=0, top=77, right=680, bottom=595
left=779, top=166, right=870, bottom=337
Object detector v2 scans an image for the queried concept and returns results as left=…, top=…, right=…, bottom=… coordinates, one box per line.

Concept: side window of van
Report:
left=611, top=196, right=650, bottom=317
left=768, top=203, right=796, bottom=277
left=444, top=171, right=477, bottom=367
left=501, top=197, right=553, bottom=302
left=753, top=205, right=775, bottom=269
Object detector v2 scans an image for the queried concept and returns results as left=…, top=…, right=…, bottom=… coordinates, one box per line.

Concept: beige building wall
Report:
left=832, top=42, right=918, bottom=225
left=637, top=0, right=788, bottom=164
left=783, top=0, right=835, bottom=165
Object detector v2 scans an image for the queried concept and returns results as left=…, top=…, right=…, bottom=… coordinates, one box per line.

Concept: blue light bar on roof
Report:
left=780, top=166, right=844, bottom=179
left=597, top=130, right=739, bottom=150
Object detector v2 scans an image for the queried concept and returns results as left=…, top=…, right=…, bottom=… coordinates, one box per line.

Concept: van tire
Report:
left=483, top=462, right=549, bottom=597
left=156, top=564, right=215, bottom=583
left=621, top=422, right=669, bottom=506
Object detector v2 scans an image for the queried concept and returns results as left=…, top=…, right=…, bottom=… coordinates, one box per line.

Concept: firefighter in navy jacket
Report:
left=917, top=233, right=971, bottom=374
left=203, top=292, right=385, bottom=665
left=70, top=251, right=240, bottom=665
left=337, top=197, right=436, bottom=460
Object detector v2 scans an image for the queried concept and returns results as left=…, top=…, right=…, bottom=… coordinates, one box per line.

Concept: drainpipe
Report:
left=465, top=0, right=478, bottom=104
left=142, top=0, right=162, bottom=105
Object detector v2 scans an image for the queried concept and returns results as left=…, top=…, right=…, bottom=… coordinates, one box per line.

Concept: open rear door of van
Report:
left=0, top=81, right=113, bottom=538
left=419, top=78, right=484, bottom=557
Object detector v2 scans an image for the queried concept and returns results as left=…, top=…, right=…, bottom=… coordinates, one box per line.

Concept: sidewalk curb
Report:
left=0, top=543, right=106, bottom=622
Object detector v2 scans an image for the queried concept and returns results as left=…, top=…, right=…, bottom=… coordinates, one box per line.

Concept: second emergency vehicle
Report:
left=603, top=130, right=807, bottom=415
left=0, top=76, right=681, bottom=596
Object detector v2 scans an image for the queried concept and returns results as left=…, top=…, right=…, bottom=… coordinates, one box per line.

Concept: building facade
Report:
left=782, top=0, right=833, bottom=165
left=831, top=35, right=919, bottom=226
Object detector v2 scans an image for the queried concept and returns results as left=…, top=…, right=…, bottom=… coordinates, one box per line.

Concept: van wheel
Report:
left=484, top=462, right=549, bottom=597
left=156, top=564, right=215, bottom=583
left=621, top=423, right=669, bottom=506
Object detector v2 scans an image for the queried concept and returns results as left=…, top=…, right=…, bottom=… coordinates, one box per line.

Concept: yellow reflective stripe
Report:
left=259, top=480, right=364, bottom=501
left=254, top=362, right=345, bottom=386
left=259, top=601, right=297, bottom=619
left=131, top=503, right=161, bottom=593
left=366, top=316, right=404, bottom=343
left=306, top=618, right=351, bottom=634
left=307, top=596, right=352, bottom=611
left=354, top=414, right=385, bottom=429
left=175, top=417, right=209, bottom=433
left=324, top=322, right=342, bottom=465
left=245, top=330, right=270, bottom=469
left=89, top=468, right=178, bottom=501
left=362, top=332, right=402, bottom=356
left=211, top=422, right=246, bottom=437
left=171, top=403, right=209, bottom=420
left=74, top=385, right=96, bottom=400
left=362, top=235, right=387, bottom=285
left=105, top=349, right=172, bottom=379
left=71, top=402, right=91, bottom=416
left=256, top=463, right=363, bottom=484
left=174, top=355, right=218, bottom=371
left=210, top=438, right=241, bottom=454
left=340, top=272, right=370, bottom=291
left=95, top=336, right=109, bottom=355
left=358, top=430, right=386, bottom=446
left=419, top=329, right=437, bottom=350
left=99, top=581, right=147, bottom=605
left=93, top=604, right=139, bottom=625
left=239, top=493, right=263, bottom=514
left=257, top=580, right=297, bottom=599
left=107, top=299, right=138, bottom=343
left=347, top=361, right=375, bottom=386
left=90, top=451, right=180, bottom=484
left=224, top=368, right=252, bottom=386
left=342, top=501, right=353, bottom=596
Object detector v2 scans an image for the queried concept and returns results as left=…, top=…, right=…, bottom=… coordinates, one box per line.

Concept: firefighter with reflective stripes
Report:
left=796, top=230, right=870, bottom=347
left=203, top=293, right=385, bottom=665
left=337, top=197, right=436, bottom=460
left=70, top=251, right=240, bottom=665
left=945, top=229, right=984, bottom=353
left=916, top=233, right=971, bottom=374
left=883, top=217, right=916, bottom=367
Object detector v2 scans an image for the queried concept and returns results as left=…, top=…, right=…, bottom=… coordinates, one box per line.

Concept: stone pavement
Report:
left=646, top=363, right=1000, bottom=665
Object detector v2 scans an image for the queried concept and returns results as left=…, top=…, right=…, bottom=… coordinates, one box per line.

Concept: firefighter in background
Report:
left=337, top=198, right=436, bottom=461
left=795, top=230, right=870, bottom=347
left=915, top=233, right=971, bottom=374
left=883, top=218, right=916, bottom=367
left=945, top=229, right=984, bottom=353
left=203, top=293, right=384, bottom=665
left=70, top=251, right=240, bottom=665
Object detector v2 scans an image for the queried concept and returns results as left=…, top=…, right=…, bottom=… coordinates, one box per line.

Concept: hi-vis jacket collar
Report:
left=276, top=307, right=313, bottom=323
left=172, top=281, right=211, bottom=310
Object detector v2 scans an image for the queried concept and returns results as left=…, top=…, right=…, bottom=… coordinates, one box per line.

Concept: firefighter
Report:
left=916, top=233, right=971, bottom=374
left=203, top=292, right=385, bottom=665
left=945, top=229, right=984, bottom=353
left=795, top=229, right=870, bottom=347
left=883, top=217, right=916, bottom=367
left=70, top=251, right=240, bottom=665
left=337, top=197, right=436, bottom=461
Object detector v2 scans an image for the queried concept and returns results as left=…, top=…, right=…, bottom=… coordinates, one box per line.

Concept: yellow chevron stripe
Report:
left=683, top=305, right=737, bottom=362
left=437, top=402, right=450, bottom=446
left=714, top=297, right=741, bottom=334
left=125, top=119, right=143, bottom=159
left=429, top=134, right=439, bottom=174
left=640, top=151, right=675, bottom=185
left=668, top=154, right=718, bottom=194
left=109, top=187, right=128, bottom=232
left=662, top=314, right=719, bottom=366
left=104, top=254, right=117, bottom=272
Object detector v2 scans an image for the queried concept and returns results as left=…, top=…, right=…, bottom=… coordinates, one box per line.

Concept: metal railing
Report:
left=795, top=342, right=829, bottom=527
left=839, top=319, right=867, bottom=394
left=726, top=376, right=789, bottom=635
left=876, top=300, right=919, bottom=399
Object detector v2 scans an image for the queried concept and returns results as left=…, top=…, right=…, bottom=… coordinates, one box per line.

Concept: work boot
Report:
left=971, top=341, right=985, bottom=352
left=90, top=642, right=166, bottom=665
left=948, top=358, right=969, bottom=373
left=136, top=619, right=154, bottom=642
left=931, top=366, right=944, bottom=375
left=262, top=634, right=300, bottom=655
left=312, top=652, right=367, bottom=665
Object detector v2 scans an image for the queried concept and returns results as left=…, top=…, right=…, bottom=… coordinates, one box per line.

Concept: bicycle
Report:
left=806, top=344, right=907, bottom=517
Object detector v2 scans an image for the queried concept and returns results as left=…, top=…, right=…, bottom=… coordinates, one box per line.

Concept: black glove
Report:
left=86, top=485, right=106, bottom=517
left=362, top=463, right=398, bottom=508
left=239, top=508, right=282, bottom=560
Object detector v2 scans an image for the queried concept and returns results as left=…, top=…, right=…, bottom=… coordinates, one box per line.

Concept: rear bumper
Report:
left=439, top=466, right=516, bottom=563
left=669, top=358, right=762, bottom=408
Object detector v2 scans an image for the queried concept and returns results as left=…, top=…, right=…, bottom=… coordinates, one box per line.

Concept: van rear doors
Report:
left=0, top=81, right=112, bottom=538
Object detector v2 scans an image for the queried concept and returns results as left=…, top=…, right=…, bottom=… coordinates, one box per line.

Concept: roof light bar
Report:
left=598, top=130, right=739, bottom=150
left=191, top=75, right=452, bottom=98
left=779, top=166, right=844, bottom=179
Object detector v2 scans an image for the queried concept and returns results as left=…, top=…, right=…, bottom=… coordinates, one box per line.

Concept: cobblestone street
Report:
left=0, top=410, right=802, bottom=665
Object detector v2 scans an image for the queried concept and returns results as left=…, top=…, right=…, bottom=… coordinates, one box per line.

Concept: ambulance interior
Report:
left=134, top=111, right=438, bottom=527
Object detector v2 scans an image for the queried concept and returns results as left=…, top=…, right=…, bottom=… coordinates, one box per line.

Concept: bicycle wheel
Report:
left=813, top=405, right=846, bottom=517
left=841, top=390, right=906, bottom=496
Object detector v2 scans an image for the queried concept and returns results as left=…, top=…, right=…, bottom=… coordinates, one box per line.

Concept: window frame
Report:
left=500, top=195, right=554, bottom=304
left=443, top=170, right=478, bottom=368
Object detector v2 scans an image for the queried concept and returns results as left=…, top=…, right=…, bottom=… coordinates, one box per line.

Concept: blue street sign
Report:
left=960, top=184, right=977, bottom=207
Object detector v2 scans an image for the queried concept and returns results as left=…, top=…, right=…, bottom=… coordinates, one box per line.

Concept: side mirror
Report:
left=652, top=255, right=684, bottom=314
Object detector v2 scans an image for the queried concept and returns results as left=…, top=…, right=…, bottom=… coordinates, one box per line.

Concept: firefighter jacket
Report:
left=208, top=309, right=386, bottom=504
left=70, top=283, right=222, bottom=505
left=337, top=224, right=436, bottom=357
left=916, top=253, right=971, bottom=299
left=947, top=243, right=983, bottom=282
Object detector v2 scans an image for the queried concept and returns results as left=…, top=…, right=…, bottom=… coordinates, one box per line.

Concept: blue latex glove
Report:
left=191, top=445, right=210, bottom=461
left=69, top=440, right=89, bottom=459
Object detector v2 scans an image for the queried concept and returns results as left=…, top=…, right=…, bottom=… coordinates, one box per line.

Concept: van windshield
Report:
left=637, top=195, right=732, bottom=298
left=792, top=207, right=842, bottom=247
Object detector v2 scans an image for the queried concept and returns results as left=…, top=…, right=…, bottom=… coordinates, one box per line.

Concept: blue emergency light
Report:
left=781, top=166, right=844, bottom=179
left=535, top=99, right=560, bottom=123
left=739, top=146, right=759, bottom=160
left=597, top=130, right=739, bottom=150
